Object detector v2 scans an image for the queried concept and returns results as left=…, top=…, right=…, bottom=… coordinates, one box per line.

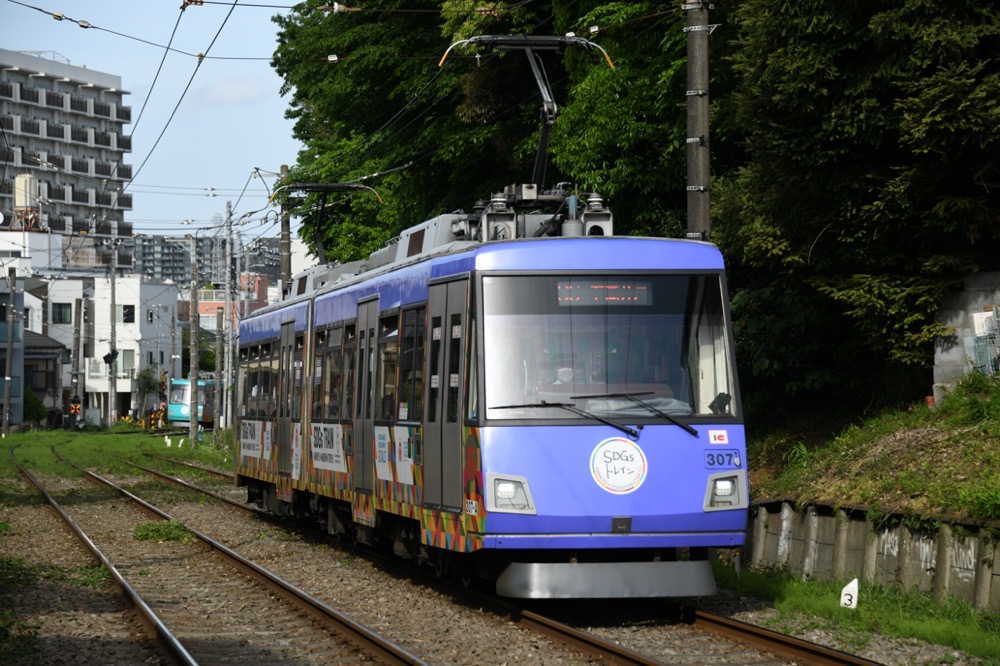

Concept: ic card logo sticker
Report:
left=590, top=437, right=648, bottom=495
left=709, top=430, right=729, bottom=444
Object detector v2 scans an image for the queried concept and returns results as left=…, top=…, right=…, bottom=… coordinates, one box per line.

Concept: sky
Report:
left=5, top=0, right=305, bottom=243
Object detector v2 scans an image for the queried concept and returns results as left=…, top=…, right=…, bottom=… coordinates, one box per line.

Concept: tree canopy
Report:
left=269, top=0, right=1000, bottom=425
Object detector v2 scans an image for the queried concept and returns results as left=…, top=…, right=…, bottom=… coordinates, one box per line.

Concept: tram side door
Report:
left=424, top=279, right=468, bottom=511
left=277, top=321, right=295, bottom=476
left=353, top=298, right=378, bottom=495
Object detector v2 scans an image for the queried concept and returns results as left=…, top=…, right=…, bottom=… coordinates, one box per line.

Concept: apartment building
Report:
left=0, top=48, right=133, bottom=270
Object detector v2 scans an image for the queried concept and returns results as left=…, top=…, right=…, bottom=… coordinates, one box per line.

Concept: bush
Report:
left=22, top=386, right=47, bottom=425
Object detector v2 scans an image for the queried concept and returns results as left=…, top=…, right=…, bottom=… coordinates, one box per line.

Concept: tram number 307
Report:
left=705, top=450, right=741, bottom=469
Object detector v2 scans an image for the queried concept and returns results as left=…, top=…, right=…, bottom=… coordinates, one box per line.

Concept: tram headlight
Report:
left=714, top=479, right=734, bottom=497
left=486, top=473, right=536, bottom=515
left=496, top=481, right=516, bottom=500
left=703, top=471, right=748, bottom=512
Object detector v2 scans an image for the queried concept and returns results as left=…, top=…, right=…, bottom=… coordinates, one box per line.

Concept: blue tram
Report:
left=235, top=187, right=748, bottom=598
left=167, top=378, right=216, bottom=427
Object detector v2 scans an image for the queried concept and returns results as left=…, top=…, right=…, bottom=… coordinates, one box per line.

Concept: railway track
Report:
left=9, top=446, right=427, bottom=666
left=130, top=453, right=883, bottom=666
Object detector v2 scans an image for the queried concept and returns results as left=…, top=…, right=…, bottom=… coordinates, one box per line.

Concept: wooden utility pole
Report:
left=685, top=2, right=712, bottom=241
left=2, top=268, right=15, bottom=436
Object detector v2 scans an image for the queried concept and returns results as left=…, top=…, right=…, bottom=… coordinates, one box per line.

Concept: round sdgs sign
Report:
left=590, top=437, right=648, bottom=494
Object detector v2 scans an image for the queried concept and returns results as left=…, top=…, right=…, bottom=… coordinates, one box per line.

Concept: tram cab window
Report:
left=481, top=274, right=737, bottom=421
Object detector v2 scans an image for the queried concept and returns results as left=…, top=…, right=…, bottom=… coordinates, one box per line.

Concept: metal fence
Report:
left=963, top=308, right=999, bottom=377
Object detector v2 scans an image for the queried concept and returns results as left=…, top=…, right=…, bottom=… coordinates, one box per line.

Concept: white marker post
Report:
left=840, top=578, right=859, bottom=609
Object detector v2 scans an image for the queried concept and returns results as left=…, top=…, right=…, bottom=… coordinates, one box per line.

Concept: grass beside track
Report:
left=2, top=421, right=999, bottom=663
left=715, top=563, right=1000, bottom=663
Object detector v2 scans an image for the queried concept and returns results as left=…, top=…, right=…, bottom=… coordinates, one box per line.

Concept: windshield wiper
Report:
left=570, top=392, right=699, bottom=438
left=490, top=401, right=640, bottom=438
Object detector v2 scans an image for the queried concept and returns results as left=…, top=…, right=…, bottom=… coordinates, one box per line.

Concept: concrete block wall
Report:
left=749, top=501, right=999, bottom=612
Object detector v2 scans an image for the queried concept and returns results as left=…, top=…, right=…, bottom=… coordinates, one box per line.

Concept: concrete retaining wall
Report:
left=749, top=501, right=999, bottom=612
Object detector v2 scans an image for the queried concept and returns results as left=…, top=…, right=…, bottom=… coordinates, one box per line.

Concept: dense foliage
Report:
left=270, top=1, right=1000, bottom=427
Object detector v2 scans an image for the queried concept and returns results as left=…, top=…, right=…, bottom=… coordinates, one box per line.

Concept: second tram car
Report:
left=235, top=187, right=748, bottom=598
left=167, top=378, right=216, bottom=427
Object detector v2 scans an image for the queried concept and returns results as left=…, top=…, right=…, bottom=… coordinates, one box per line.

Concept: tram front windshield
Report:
left=482, top=274, right=736, bottom=421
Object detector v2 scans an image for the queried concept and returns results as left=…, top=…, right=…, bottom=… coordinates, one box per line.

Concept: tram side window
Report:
left=466, top=318, right=477, bottom=421
left=315, top=327, right=344, bottom=421
left=427, top=315, right=442, bottom=423
left=292, top=335, right=304, bottom=419
left=376, top=314, right=399, bottom=422
left=341, top=324, right=356, bottom=423
left=237, top=348, right=249, bottom=418
left=447, top=313, right=461, bottom=423
left=251, top=345, right=264, bottom=417
left=398, top=307, right=425, bottom=422
left=312, top=330, right=326, bottom=420
left=264, top=343, right=278, bottom=418
left=327, top=340, right=344, bottom=421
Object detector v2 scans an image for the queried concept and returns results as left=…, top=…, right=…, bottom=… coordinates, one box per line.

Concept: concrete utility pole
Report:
left=188, top=235, right=199, bottom=445
left=72, top=298, right=82, bottom=427
left=108, top=231, right=118, bottom=426
left=224, top=201, right=233, bottom=429
left=685, top=2, right=712, bottom=241
left=2, top=268, right=15, bottom=437
left=279, top=164, right=291, bottom=293
left=168, top=311, right=176, bottom=404
left=215, top=307, right=223, bottom=433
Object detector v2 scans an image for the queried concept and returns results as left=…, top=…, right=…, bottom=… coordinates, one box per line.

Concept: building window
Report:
left=116, top=304, right=136, bottom=323
left=52, top=303, right=72, bottom=324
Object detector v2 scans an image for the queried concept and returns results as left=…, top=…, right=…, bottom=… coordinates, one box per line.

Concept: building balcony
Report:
left=45, top=90, right=65, bottom=109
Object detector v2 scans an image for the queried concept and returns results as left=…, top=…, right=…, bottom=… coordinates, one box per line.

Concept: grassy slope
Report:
left=731, top=374, right=1000, bottom=662
left=747, top=372, right=1000, bottom=524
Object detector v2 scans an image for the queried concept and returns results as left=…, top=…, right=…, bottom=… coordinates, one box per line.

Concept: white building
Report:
left=46, top=275, right=180, bottom=425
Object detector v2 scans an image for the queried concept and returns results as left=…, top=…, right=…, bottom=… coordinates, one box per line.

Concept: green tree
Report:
left=22, top=386, right=47, bottom=426
left=271, top=1, right=619, bottom=258
left=136, top=367, right=159, bottom=418
left=712, top=0, right=1000, bottom=414
left=550, top=2, right=691, bottom=237
left=181, top=327, right=216, bottom=377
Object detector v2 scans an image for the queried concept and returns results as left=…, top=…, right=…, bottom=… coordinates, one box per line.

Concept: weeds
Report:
left=749, top=375, right=1000, bottom=522
left=716, top=564, right=1000, bottom=662
left=0, top=609, right=39, bottom=664
left=133, top=519, right=192, bottom=543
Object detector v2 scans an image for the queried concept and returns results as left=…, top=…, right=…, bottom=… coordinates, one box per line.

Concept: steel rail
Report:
left=9, top=446, right=197, bottom=666
left=127, top=455, right=665, bottom=664
left=143, top=452, right=235, bottom=480
left=690, top=608, right=884, bottom=666
left=124, top=460, right=247, bottom=510
left=54, top=450, right=429, bottom=666
left=126, top=452, right=883, bottom=666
